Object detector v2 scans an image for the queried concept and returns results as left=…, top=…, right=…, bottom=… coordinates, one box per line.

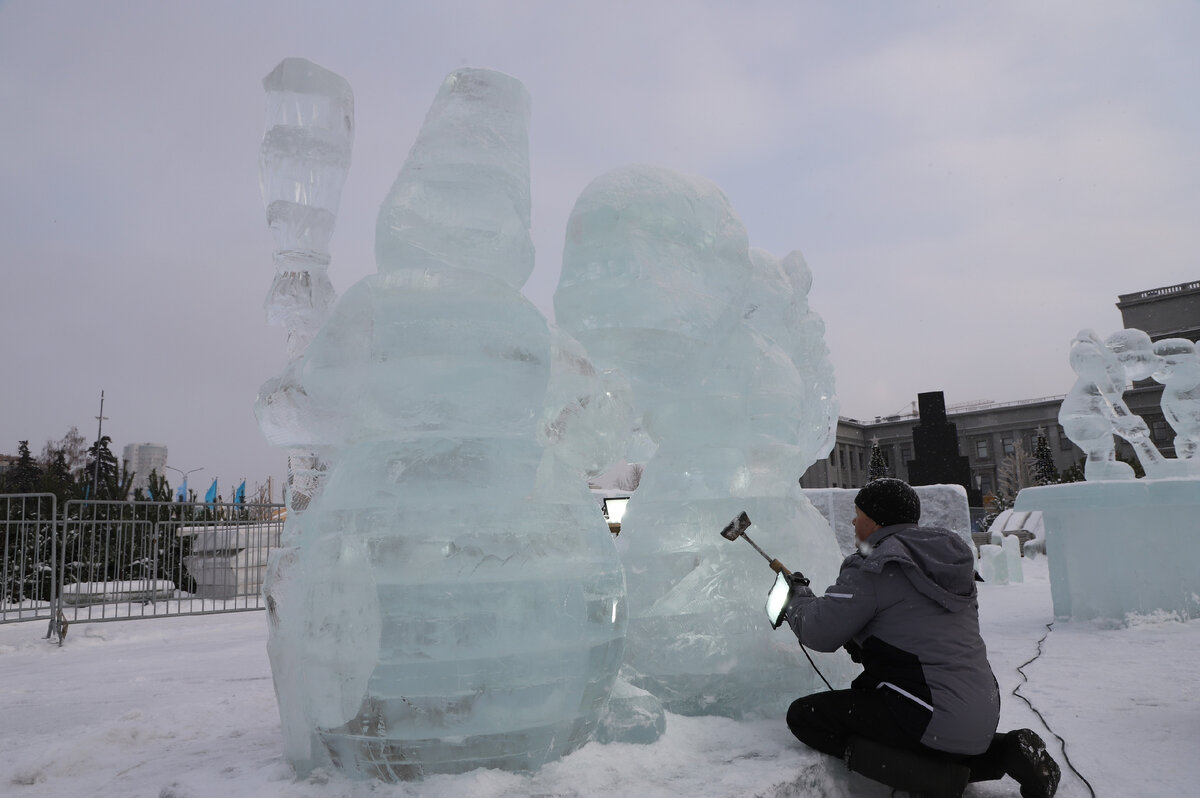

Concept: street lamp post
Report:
left=165, top=466, right=204, bottom=502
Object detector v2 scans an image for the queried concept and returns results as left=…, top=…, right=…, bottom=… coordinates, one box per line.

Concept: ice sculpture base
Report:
left=1016, top=478, right=1200, bottom=621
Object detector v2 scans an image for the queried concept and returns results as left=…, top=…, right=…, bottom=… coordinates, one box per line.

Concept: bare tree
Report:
left=40, top=426, right=89, bottom=480
left=614, top=463, right=644, bottom=492
left=997, top=440, right=1035, bottom=498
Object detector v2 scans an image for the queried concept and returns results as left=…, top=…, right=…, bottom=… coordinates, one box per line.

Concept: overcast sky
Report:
left=1, top=1, right=1197, bottom=497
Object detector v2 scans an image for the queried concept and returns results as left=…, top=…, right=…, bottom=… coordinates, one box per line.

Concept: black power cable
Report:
left=1012, top=622, right=1097, bottom=798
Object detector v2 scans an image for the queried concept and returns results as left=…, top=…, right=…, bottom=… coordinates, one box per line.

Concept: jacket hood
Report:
left=859, top=523, right=978, bottom=611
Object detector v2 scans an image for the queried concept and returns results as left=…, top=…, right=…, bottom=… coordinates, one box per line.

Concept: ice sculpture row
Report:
left=255, top=62, right=846, bottom=781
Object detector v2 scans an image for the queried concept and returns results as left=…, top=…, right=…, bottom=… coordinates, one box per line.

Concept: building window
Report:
left=1151, top=417, right=1171, bottom=444
left=1058, top=425, right=1073, bottom=450
left=975, top=439, right=989, bottom=459
left=900, top=445, right=912, bottom=463
left=979, top=474, right=993, bottom=494
left=1002, top=435, right=1014, bottom=456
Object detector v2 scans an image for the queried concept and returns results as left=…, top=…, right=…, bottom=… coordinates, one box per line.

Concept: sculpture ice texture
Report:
left=259, top=69, right=627, bottom=779
left=555, top=166, right=849, bottom=721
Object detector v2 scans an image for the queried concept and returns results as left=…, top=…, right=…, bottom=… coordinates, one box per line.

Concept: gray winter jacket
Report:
left=787, top=523, right=1000, bottom=755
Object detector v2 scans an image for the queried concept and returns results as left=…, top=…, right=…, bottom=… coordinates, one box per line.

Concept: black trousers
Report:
left=787, top=688, right=1007, bottom=782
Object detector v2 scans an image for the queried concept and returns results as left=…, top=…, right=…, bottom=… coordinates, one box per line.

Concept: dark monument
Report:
left=906, top=391, right=983, bottom=505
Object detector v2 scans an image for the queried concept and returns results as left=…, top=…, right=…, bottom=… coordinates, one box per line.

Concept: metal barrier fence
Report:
left=0, top=494, right=58, bottom=623
left=1, top=494, right=285, bottom=640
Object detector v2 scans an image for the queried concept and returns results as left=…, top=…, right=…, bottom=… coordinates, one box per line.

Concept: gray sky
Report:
left=2, top=1, right=1197, bottom=497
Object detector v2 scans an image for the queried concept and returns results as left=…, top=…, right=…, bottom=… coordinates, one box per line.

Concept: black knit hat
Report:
left=854, top=478, right=921, bottom=527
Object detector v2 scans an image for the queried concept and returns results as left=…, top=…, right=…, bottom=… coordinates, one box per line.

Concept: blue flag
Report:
left=235, top=480, right=246, bottom=505
left=204, top=478, right=218, bottom=505
left=146, top=484, right=154, bottom=501
left=177, top=478, right=188, bottom=502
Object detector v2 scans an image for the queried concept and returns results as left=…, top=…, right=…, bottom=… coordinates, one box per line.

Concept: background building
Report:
left=122, top=443, right=168, bottom=494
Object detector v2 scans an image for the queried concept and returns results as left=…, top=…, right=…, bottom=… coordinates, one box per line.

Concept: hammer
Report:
left=719, top=511, right=792, bottom=577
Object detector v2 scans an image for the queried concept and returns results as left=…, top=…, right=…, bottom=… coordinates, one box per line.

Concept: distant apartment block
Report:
left=122, top=443, right=168, bottom=493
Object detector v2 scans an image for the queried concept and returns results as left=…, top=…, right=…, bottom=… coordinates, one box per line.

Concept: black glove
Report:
left=786, top=571, right=810, bottom=589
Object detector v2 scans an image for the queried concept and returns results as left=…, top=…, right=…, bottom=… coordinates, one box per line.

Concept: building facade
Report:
left=801, top=279, right=1198, bottom=497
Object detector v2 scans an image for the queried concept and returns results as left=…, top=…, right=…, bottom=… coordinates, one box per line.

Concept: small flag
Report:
left=146, top=484, right=154, bottom=501
left=204, top=478, right=218, bottom=505
left=235, top=480, right=246, bottom=505
left=177, top=478, right=188, bottom=502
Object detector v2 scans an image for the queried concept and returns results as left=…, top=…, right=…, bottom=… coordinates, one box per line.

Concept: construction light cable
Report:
left=1013, top=622, right=1096, bottom=798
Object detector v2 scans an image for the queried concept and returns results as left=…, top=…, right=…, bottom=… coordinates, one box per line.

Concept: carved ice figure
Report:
left=260, top=69, right=626, bottom=780
left=1060, top=329, right=1149, bottom=479
left=255, top=57, right=355, bottom=513
left=555, top=165, right=847, bottom=724
left=1152, top=338, right=1200, bottom=465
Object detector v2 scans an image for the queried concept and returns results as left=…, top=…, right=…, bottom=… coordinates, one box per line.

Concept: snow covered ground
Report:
left=1, top=557, right=1197, bottom=798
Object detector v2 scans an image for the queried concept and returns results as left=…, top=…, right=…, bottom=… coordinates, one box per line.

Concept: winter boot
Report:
left=1003, top=729, right=1060, bottom=798
left=844, top=736, right=970, bottom=798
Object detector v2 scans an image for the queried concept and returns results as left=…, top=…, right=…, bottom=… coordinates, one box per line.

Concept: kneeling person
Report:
left=783, top=478, right=1059, bottom=798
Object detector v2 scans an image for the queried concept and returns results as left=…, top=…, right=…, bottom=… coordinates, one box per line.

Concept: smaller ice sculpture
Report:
left=1152, top=338, right=1200, bottom=462
left=1060, top=329, right=1199, bottom=479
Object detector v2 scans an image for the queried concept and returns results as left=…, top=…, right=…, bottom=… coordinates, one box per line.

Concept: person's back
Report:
left=843, top=523, right=999, bottom=754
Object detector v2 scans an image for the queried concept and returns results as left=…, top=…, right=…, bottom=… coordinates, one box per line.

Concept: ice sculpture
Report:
left=259, top=69, right=627, bottom=779
left=255, top=57, right=355, bottom=512
left=1152, top=338, right=1200, bottom=462
left=1060, top=329, right=1198, bottom=478
left=555, top=165, right=850, bottom=723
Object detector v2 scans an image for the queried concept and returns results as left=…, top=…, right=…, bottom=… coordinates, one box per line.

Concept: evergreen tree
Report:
left=40, top=448, right=79, bottom=502
left=1033, top=432, right=1058, bottom=486
left=867, top=441, right=889, bottom=481
left=133, top=469, right=172, bottom=503
left=2, top=441, right=43, bottom=493
left=1059, top=458, right=1086, bottom=483
left=85, top=435, right=126, bottom=499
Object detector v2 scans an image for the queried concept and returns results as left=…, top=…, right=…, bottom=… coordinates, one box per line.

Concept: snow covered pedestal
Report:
left=179, top=523, right=281, bottom=600
left=1016, top=479, right=1200, bottom=621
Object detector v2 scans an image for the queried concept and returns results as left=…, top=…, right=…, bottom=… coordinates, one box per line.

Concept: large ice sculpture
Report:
left=555, top=166, right=850, bottom=722
left=255, top=57, right=355, bottom=512
left=259, top=69, right=627, bottom=780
